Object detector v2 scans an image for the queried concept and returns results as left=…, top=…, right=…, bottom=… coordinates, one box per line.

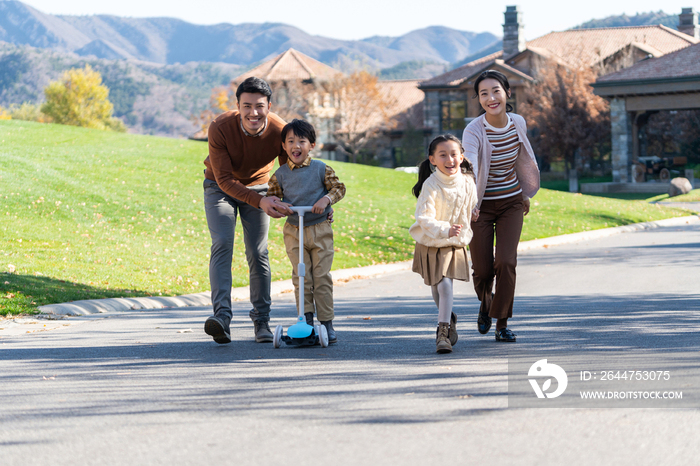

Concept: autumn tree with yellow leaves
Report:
left=331, top=71, right=396, bottom=164
left=41, top=65, right=126, bottom=131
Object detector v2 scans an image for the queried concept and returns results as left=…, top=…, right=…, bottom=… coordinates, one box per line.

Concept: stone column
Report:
left=610, top=98, right=631, bottom=183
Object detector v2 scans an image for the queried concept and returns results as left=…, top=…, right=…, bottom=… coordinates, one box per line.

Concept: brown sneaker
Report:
left=253, top=320, right=273, bottom=343
left=436, top=322, right=452, bottom=353
left=448, top=312, right=458, bottom=346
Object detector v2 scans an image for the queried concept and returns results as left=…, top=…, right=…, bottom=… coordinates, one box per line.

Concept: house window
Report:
left=440, top=101, right=467, bottom=132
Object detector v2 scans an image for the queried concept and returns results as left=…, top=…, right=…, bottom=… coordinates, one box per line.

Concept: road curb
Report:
left=518, top=214, right=699, bottom=251
left=39, top=215, right=699, bottom=316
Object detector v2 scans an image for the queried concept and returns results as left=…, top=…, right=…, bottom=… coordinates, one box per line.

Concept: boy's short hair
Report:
left=235, top=77, right=272, bottom=103
left=281, top=119, right=316, bottom=144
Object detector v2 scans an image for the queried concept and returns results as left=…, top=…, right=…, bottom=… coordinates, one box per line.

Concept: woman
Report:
left=461, top=70, right=540, bottom=342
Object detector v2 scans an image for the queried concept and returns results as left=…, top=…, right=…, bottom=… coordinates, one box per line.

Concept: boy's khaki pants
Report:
left=283, top=220, right=334, bottom=322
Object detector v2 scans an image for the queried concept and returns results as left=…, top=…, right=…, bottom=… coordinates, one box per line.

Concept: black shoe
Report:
left=305, top=312, right=314, bottom=326
left=495, top=327, right=517, bottom=343
left=204, top=315, right=231, bottom=344
left=477, top=294, right=493, bottom=335
left=320, top=320, right=337, bottom=344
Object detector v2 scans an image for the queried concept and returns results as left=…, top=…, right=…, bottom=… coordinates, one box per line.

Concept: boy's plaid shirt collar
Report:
left=286, top=157, right=312, bottom=170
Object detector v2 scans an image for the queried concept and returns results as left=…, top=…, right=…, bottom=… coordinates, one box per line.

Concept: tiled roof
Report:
left=378, top=79, right=425, bottom=128
left=419, top=51, right=503, bottom=87
left=421, top=25, right=699, bottom=88
left=527, top=25, right=698, bottom=67
left=596, top=42, right=700, bottom=83
left=233, top=48, right=341, bottom=82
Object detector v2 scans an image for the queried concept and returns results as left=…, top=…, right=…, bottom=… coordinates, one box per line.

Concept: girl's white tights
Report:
left=431, top=277, right=453, bottom=324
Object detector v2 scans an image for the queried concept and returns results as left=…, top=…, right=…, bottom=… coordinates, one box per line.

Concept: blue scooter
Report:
left=273, top=206, right=329, bottom=348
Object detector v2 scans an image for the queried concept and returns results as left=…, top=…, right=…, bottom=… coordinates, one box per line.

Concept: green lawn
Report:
left=654, top=189, right=700, bottom=203
left=1, top=120, right=695, bottom=315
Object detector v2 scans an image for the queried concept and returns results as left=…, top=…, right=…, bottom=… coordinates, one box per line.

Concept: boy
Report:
left=266, top=119, right=346, bottom=343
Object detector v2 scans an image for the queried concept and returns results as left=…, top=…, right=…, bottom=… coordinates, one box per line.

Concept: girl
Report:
left=461, top=70, right=540, bottom=343
left=410, top=134, right=477, bottom=353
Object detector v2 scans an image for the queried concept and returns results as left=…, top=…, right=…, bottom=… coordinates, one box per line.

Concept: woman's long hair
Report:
left=473, top=69, right=514, bottom=114
left=412, top=134, right=473, bottom=198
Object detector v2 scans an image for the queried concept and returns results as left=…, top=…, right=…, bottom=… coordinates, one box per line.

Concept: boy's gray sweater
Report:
left=274, top=159, right=331, bottom=227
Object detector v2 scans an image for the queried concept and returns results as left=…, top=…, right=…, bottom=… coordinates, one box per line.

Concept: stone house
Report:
left=593, top=39, right=700, bottom=184
left=419, top=5, right=699, bottom=163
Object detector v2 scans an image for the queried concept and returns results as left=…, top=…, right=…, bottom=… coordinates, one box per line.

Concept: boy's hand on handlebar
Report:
left=449, top=224, right=462, bottom=237
left=312, top=197, right=330, bottom=214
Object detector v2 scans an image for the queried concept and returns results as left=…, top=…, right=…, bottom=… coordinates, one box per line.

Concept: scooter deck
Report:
left=281, top=334, right=319, bottom=347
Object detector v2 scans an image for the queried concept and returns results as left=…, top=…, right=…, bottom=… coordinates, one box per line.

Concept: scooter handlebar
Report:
left=288, top=206, right=314, bottom=216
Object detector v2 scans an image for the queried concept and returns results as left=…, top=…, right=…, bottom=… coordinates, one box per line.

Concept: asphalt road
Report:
left=1, top=221, right=699, bottom=465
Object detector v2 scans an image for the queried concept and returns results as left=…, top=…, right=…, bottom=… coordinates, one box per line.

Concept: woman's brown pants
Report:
left=469, top=195, right=524, bottom=320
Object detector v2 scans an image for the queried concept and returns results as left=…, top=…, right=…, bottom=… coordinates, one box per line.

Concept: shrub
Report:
left=41, top=65, right=121, bottom=130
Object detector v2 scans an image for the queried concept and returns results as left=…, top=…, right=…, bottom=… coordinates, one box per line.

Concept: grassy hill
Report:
left=0, top=120, right=694, bottom=315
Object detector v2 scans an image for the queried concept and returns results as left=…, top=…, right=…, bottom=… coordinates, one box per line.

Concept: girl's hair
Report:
left=412, top=134, right=474, bottom=198
left=473, top=69, right=514, bottom=114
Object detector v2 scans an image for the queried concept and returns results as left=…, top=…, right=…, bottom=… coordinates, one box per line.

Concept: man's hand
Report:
left=523, top=198, right=531, bottom=216
left=260, top=196, right=293, bottom=218
left=312, top=197, right=331, bottom=214
left=471, top=207, right=480, bottom=222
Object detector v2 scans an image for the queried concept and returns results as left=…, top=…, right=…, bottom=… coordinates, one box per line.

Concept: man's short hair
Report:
left=281, top=119, right=317, bottom=144
left=236, top=77, right=273, bottom=103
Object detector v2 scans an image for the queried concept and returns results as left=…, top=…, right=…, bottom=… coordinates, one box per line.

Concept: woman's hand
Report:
left=449, top=224, right=462, bottom=237
left=523, top=198, right=531, bottom=216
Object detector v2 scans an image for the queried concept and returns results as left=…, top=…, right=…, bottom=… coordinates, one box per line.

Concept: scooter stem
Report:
left=289, top=206, right=314, bottom=320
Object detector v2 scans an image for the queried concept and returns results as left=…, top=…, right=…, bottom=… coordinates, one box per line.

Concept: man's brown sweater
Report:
left=204, top=111, right=287, bottom=208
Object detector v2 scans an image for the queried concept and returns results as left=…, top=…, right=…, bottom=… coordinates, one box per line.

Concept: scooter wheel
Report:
left=273, top=325, right=283, bottom=348
left=319, top=324, right=329, bottom=348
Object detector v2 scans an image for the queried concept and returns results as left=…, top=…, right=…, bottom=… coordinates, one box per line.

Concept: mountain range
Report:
left=0, top=1, right=500, bottom=69
left=0, top=1, right=686, bottom=138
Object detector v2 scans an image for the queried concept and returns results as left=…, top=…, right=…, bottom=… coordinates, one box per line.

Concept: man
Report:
left=202, top=77, right=293, bottom=344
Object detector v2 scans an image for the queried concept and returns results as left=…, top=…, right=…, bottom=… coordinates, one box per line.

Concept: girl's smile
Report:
left=429, top=141, right=463, bottom=177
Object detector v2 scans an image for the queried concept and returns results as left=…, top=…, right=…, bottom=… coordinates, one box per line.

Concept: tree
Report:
left=41, top=65, right=125, bottom=131
left=331, top=71, right=397, bottom=163
left=521, top=63, right=610, bottom=174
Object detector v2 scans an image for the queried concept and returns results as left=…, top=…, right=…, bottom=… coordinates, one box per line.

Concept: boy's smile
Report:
left=283, top=133, right=315, bottom=165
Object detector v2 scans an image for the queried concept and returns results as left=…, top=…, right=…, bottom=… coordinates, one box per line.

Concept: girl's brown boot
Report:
left=436, top=322, right=452, bottom=353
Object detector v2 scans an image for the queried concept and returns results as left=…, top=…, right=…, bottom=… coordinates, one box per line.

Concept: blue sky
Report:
left=17, top=0, right=696, bottom=40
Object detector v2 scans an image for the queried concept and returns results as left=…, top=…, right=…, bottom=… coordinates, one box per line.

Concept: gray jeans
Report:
left=203, top=179, right=271, bottom=323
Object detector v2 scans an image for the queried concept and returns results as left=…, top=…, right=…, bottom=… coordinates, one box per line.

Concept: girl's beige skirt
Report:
left=412, top=243, right=470, bottom=286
